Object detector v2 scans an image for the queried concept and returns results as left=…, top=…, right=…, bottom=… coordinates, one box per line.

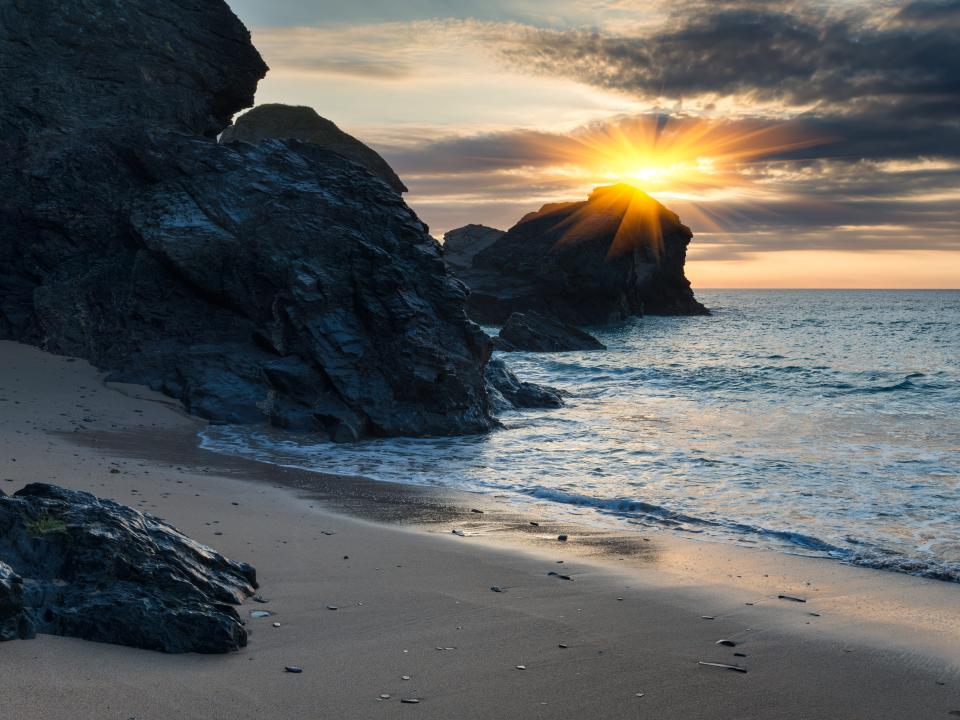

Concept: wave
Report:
left=516, top=485, right=960, bottom=582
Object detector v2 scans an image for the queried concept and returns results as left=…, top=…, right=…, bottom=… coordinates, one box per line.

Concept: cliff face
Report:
left=447, top=184, right=709, bottom=325
left=0, top=0, right=267, bottom=138
left=221, top=104, right=408, bottom=194
left=0, top=0, right=495, bottom=441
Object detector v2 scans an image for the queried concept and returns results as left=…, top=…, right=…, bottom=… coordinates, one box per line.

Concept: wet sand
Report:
left=1, top=340, right=959, bottom=719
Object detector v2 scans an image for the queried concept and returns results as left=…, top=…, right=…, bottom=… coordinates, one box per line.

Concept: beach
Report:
left=1, top=338, right=958, bottom=720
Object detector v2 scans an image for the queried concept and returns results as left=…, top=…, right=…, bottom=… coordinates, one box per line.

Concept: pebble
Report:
left=452, top=529, right=465, bottom=536
left=716, top=639, right=737, bottom=647
left=635, top=693, right=645, bottom=698
left=253, top=596, right=269, bottom=603
left=516, top=665, right=526, bottom=670
left=327, top=605, right=338, bottom=611
left=379, top=694, right=390, bottom=700
left=701, top=615, right=715, bottom=620
left=557, top=534, right=568, bottom=542
left=558, top=643, right=568, bottom=649
left=490, top=586, right=503, bottom=592
left=272, top=622, right=281, bottom=628
left=400, top=699, right=420, bottom=704
left=284, top=666, right=303, bottom=674
left=778, top=594, right=806, bottom=603
left=249, top=610, right=273, bottom=618
left=529, top=521, right=540, bottom=526
left=471, top=508, right=484, bottom=514
left=401, top=675, right=411, bottom=681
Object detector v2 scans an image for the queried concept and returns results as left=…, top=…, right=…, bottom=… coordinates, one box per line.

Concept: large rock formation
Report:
left=221, top=104, right=408, bottom=194
left=0, top=484, right=256, bottom=653
left=495, top=312, right=606, bottom=352
left=447, top=184, right=708, bottom=325
left=0, top=0, right=499, bottom=441
left=0, top=0, right=267, bottom=138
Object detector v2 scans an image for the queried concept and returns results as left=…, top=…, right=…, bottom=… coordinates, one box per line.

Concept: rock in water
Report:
left=0, top=484, right=256, bottom=653
left=484, top=359, right=564, bottom=412
left=495, top=312, right=606, bottom=352
left=0, top=0, right=495, bottom=442
left=220, top=104, right=408, bottom=194
left=0, top=560, right=34, bottom=641
left=448, top=184, right=709, bottom=324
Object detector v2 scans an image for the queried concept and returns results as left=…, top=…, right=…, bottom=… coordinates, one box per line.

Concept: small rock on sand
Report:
left=400, top=698, right=420, bottom=704
left=716, top=639, right=737, bottom=647
left=778, top=594, right=806, bottom=603
left=490, top=586, right=503, bottom=592
left=557, top=534, right=568, bottom=542
left=284, top=666, right=302, bottom=674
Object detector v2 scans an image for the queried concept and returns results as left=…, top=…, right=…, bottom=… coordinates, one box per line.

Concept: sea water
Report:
left=201, top=290, right=960, bottom=581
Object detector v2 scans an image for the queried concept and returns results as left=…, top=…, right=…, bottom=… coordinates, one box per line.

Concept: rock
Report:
left=0, top=0, right=496, bottom=442
left=0, top=484, right=256, bottom=653
left=484, top=359, right=563, bottom=412
left=447, top=184, right=709, bottom=324
left=220, top=104, right=407, bottom=194
left=495, top=311, right=606, bottom=352
left=0, top=0, right=267, bottom=138
left=442, top=225, right=506, bottom=273
left=284, top=666, right=303, bottom=673
left=0, top=561, right=34, bottom=641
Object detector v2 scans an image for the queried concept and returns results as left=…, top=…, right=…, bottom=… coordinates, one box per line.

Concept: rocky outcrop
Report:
left=443, top=224, right=506, bottom=273
left=495, top=312, right=606, bottom=352
left=221, top=104, right=408, bottom=194
left=0, top=0, right=498, bottom=442
left=448, top=184, right=708, bottom=325
left=0, top=484, right=256, bottom=653
left=484, top=359, right=564, bottom=413
left=0, top=0, right=267, bottom=138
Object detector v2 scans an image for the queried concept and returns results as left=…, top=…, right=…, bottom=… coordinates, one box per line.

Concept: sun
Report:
left=529, top=114, right=824, bottom=197
left=517, top=115, right=828, bottom=260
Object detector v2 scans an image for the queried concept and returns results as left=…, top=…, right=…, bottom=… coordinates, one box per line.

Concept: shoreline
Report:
left=2, top=340, right=960, bottom=719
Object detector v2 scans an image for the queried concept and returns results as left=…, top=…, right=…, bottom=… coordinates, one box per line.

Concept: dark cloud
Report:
left=497, top=2, right=960, bottom=110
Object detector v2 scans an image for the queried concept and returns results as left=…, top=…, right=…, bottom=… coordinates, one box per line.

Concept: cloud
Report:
left=494, top=2, right=960, bottom=110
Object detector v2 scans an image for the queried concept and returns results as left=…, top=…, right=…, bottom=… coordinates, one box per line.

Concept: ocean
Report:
left=201, top=290, right=960, bottom=582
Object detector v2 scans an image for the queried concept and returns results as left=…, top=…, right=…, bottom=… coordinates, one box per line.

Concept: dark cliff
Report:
left=0, top=0, right=495, bottom=441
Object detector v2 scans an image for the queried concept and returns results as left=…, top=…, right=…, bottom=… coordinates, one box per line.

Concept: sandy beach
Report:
left=1, top=339, right=958, bottom=720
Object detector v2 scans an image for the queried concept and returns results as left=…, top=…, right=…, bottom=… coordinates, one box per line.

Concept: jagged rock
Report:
left=0, top=0, right=267, bottom=138
left=0, top=559, right=34, bottom=641
left=0, top=484, right=256, bottom=653
left=443, top=224, right=506, bottom=273
left=0, top=0, right=495, bottom=441
left=484, top=359, right=563, bottom=412
left=221, top=104, right=407, bottom=194
left=495, top=312, right=606, bottom=352
left=449, top=184, right=709, bottom=324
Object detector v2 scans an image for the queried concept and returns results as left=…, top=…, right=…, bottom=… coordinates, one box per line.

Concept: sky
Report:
left=226, top=0, right=960, bottom=288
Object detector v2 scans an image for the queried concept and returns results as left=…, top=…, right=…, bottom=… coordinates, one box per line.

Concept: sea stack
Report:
left=445, top=184, right=709, bottom=325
